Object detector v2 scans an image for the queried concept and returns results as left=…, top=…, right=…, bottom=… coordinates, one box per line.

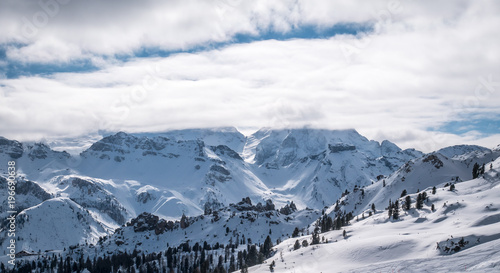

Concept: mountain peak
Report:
left=437, top=144, right=491, bottom=159
left=0, top=136, right=24, bottom=159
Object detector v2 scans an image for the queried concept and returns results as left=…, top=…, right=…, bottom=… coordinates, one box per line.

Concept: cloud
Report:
left=0, top=0, right=499, bottom=152
left=0, top=0, right=409, bottom=64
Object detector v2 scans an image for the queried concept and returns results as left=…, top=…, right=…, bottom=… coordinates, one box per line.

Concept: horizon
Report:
left=1, top=126, right=498, bottom=156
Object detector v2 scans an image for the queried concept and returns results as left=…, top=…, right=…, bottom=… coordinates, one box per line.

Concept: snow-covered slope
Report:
left=75, top=131, right=274, bottom=218
left=249, top=149, right=500, bottom=272
left=328, top=147, right=500, bottom=218
left=1, top=127, right=497, bottom=259
left=0, top=177, right=51, bottom=220
left=0, top=197, right=109, bottom=253
left=94, top=198, right=319, bottom=256
left=249, top=128, right=423, bottom=208
left=1, top=127, right=423, bottom=221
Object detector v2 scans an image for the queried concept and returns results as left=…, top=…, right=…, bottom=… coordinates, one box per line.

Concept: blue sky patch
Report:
left=1, top=23, right=371, bottom=79
left=434, top=118, right=500, bottom=136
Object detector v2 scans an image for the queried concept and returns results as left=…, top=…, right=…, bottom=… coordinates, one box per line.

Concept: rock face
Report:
left=279, top=201, right=298, bottom=215
left=210, top=145, right=242, bottom=160
left=0, top=137, right=24, bottom=159
left=50, top=176, right=129, bottom=225
left=328, top=144, right=356, bottom=153
left=127, top=212, right=176, bottom=235
left=423, top=154, right=444, bottom=169
left=0, top=177, right=52, bottom=224
left=230, top=197, right=278, bottom=212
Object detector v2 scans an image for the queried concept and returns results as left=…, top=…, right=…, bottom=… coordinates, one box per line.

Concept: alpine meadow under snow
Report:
left=0, top=128, right=499, bottom=272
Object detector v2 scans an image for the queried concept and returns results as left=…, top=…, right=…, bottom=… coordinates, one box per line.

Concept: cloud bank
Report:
left=0, top=0, right=499, bottom=152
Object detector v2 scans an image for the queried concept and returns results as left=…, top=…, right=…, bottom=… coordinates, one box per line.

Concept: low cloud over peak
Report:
left=0, top=0, right=499, bottom=152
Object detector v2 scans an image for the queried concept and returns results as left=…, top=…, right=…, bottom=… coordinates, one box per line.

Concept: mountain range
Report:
left=0, top=127, right=499, bottom=272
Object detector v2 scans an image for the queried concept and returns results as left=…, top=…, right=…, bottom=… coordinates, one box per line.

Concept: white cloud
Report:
left=0, top=0, right=499, bottom=152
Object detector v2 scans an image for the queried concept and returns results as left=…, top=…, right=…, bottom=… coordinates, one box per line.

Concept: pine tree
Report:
left=342, top=229, right=347, bottom=238
left=269, top=260, right=275, bottom=272
left=229, top=255, right=236, bottom=272
left=450, top=184, right=455, bottom=191
left=371, top=203, right=376, bottom=212
left=401, top=189, right=407, bottom=198
left=431, top=204, right=435, bottom=211
left=472, top=163, right=480, bottom=179
left=311, top=225, right=321, bottom=245
left=392, top=200, right=399, bottom=220
left=388, top=199, right=393, bottom=218
left=432, top=186, right=436, bottom=195
left=415, top=194, right=421, bottom=209
left=292, top=227, right=300, bottom=238
left=294, top=240, right=300, bottom=250
left=405, top=195, right=411, bottom=210
left=261, top=236, right=273, bottom=258
left=246, top=245, right=258, bottom=267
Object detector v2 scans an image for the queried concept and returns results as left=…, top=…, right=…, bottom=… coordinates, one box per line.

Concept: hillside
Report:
left=0, top=129, right=498, bottom=272
left=249, top=148, right=500, bottom=272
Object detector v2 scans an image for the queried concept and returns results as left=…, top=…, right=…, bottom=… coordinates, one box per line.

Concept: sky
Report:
left=0, top=0, right=499, bottom=153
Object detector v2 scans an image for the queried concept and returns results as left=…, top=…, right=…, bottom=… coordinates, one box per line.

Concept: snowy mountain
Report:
left=249, top=151, right=500, bottom=273
left=248, top=128, right=423, bottom=208
left=5, top=197, right=109, bottom=252
left=0, top=128, right=498, bottom=272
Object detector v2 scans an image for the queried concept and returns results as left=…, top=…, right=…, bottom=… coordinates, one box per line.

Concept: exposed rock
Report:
left=0, top=137, right=23, bottom=159
left=279, top=201, right=298, bottom=215
left=210, top=145, right=242, bottom=160
left=423, top=154, right=444, bottom=169
left=328, top=144, right=356, bottom=153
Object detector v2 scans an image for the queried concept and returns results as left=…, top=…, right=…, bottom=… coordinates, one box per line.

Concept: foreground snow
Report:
left=249, top=157, right=500, bottom=272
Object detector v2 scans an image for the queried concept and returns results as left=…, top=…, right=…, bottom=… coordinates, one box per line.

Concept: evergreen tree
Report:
left=294, top=240, right=301, bottom=250
left=246, top=245, right=258, bottom=267
left=261, top=236, right=273, bottom=258
left=371, top=203, right=376, bottom=212
left=416, top=193, right=422, bottom=209
left=401, top=189, right=407, bottom=197
left=392, top=200, right=399, bottom=220
left=342, top=229, right=346, bottom=238
left=432, top=186, right=436, bottom=195
left=431, top=204, right=435, bottom=211
left=450, top=184, right=455, bottom=191
left=311, top=225, right=321, bottom=245
left=388, top=199, right=393, bottom=218
left=229, top=255, right=236, bottom=272
left=292, top=227, right=300, bottom=238
left=405, top=195, right=411, bottom=210
left=472, top=163, right=480, bottom=179
left=269, top=260, right=275, bottom=272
